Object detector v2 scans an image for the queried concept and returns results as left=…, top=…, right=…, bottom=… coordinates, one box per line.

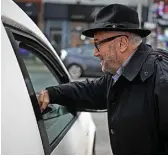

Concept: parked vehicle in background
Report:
left=60, top=44, right=103, bottom=79
left=1, top=0, right=96, bottom=155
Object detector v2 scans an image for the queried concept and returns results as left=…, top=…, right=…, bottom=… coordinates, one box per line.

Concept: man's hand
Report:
left=38, top=90, right=50, bottom=112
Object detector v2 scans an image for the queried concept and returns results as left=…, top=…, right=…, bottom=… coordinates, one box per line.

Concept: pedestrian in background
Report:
left=38, top=4, right=168, bottom=154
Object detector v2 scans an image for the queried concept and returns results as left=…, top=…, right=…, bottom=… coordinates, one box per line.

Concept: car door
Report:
left=1, top=22, right=45, bottom=155
left=3, top=25, right=90, bottom=155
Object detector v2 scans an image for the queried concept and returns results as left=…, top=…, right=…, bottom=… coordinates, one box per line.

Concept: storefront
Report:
left=43, top=3, right=104, bottom=50
left=156, top=2, right=168, bottom=50
left=43, top=3, right=148, bottom=50
left=15, top=1, right=149, bottom=50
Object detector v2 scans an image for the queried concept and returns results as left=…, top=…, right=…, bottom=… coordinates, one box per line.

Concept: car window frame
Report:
left=18, top=41, right=76, bottom=146
left=4, top=25, right=79, bottom=154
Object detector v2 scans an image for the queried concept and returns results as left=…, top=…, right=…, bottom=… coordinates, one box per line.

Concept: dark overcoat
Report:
left=47, top=43, right=168, bottom=154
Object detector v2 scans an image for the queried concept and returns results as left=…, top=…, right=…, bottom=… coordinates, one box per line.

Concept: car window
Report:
left=18, top=44, right=74, bottom=145
left=5, top=28, right=75, bottom=149
left=19, top=47, right=59, bottom=93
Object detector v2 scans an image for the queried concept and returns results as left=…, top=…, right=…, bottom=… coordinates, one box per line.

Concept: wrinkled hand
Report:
left=38, top=90, right=50, bottom=112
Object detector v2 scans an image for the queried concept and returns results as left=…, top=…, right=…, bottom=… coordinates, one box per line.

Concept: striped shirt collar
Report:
left=112, top=48, right=137, bottom=83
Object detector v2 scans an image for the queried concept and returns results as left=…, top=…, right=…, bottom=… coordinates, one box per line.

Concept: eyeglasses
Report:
left=94, top=35, right=128, bottom=51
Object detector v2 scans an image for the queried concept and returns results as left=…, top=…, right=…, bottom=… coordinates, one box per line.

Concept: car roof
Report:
left=65, top=44, right=94, bottom=51
left=80, top=44, right=94, bottom=48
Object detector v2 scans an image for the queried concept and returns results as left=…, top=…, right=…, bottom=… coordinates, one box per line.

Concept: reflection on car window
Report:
left=17, top=42, right=73, bottom=145
left=19, top=48, right=59, bottom=93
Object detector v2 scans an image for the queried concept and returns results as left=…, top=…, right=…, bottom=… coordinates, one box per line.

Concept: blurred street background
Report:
left=13, top=0, right=168, bottom=154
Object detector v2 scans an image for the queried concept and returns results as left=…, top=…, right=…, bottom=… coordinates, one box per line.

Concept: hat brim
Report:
left=82, top=28, right=151, bottom=38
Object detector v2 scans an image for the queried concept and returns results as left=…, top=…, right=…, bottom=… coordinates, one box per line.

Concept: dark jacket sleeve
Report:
left=46, top=74, right=112, bottom=110
left=155, top=79, right=168, bottom=148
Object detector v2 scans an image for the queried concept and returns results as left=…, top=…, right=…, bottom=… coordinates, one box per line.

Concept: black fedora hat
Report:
left=82, top=4, right=151, bottom=38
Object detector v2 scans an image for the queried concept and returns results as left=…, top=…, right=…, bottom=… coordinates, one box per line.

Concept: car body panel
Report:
left=1, top=22, right=44, bottom=155
left=51, top=112, right=95, bottom=155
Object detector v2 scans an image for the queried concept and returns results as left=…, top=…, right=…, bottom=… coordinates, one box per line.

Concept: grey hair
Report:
left=117, top=31, right=142, bottom=45
left=128, top=33, right=142, bottom=45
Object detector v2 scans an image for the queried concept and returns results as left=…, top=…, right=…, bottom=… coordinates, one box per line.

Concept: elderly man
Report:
left=38, top=4, right=168, bottom=154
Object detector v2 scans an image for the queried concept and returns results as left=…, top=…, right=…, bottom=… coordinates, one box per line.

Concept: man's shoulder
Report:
left=154, top=49, right=168, bottom=85
left=140, top=47, right=168, bottom=82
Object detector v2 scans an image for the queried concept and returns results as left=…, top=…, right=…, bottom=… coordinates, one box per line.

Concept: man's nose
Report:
left=94, top=48, right=100, bottom=57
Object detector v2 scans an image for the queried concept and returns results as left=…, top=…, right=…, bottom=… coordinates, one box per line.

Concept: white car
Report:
left=1, top=0, right=96, bottom=155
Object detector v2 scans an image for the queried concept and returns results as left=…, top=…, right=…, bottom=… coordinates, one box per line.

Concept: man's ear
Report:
left=120, top=36, right=128, bottom=53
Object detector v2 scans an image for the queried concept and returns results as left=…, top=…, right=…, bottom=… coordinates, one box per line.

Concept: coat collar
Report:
left=122, top=42, right=153, bottom=81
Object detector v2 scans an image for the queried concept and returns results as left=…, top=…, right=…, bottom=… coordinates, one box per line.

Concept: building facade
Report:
left=14, top=0, right=149, bottom=50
